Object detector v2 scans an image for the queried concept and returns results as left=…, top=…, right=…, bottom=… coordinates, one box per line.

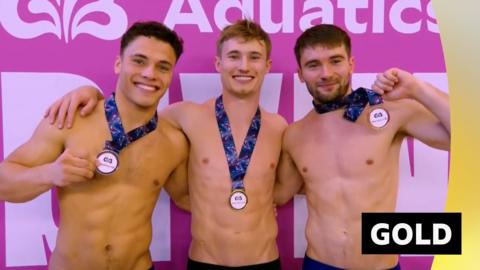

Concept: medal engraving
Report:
left=96, top=150, right=119, bottom=175
left=369, top=108, right=389, bottom=128
left=229, top=190, right=248, bottom=210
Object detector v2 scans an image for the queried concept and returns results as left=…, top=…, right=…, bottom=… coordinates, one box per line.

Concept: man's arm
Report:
left=44, top=85, right=192, bottom=132
left=158, top=101, right=196, bottom=131
left=274, top=128, right=304, bottom=206
left=162, top=123, right=190, bottom=211
left=163, top=158, right=189, bottom=211
left=0, top=119, right=96, bottom=202
left=373, top=68, right=450, bottom=150
left=44, top=85, right=104, bottom=129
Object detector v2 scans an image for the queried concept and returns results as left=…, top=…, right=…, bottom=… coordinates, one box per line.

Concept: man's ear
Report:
left=114, top=55, right=121, bottom=74
left=297, top=67, right=305, bottom=83
left=266, top=58, right=272, bottom=72
left=348, top=56, right=355, bottom=76
left=214, top=56, right=221, bottom=73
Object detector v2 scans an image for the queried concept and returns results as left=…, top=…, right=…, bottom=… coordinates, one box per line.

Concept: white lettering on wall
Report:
left=390, top=0, right=422, bottom=34
left=260, top=0, right=294, bottom=33
left=338, top=0, right=369, bottom=34
left=164, top=0, right=213, bottom=32
left=163, top=0, right=437, bottom=34
left=214, top=0, right=254, bottom=30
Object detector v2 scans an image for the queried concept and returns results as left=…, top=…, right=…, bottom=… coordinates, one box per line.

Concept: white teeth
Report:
left=136, top=83, right=156, bottom=91
left=233, top=76, right=253, bottom=81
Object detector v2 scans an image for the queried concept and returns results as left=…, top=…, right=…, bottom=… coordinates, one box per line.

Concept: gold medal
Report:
left=229, top=189, right=248, bottom=210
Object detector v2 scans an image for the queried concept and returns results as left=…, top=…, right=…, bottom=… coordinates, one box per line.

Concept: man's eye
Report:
left=332, top=59, right=342, bottom=64
left=133, top=59, right=144, bottom=64
left=159, top=66, right=171, bottom=72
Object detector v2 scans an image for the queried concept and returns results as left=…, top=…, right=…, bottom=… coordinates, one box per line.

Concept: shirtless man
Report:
left=274, top=24, right=450, bottom=270
left=44, top=20, right=287, bottom=269
left=0, top=21, right=189, bottom=270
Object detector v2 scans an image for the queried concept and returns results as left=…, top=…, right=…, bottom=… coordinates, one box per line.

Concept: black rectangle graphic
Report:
left=362, top=212, right=461, bottom=254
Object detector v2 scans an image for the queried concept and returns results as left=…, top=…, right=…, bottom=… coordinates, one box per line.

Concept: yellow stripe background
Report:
left=432, top=1, right=480, bottom=269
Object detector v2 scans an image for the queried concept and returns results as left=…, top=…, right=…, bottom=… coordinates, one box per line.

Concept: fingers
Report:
left=73, top=149, right=90, bottom=159
left=55, top=96, right=71, bottom=129
left=68, top=88, right=100, bottom=127
left=372, top=77, right=393, bottom=94
left=45, top=98, right=63, bottom=125
left=69, top=150, right=96, bottom=171
left=66, top=164, right=95, bottom=179
left=66, top=96, right=82, bottom=129
left=59, top=149, right=96, bottom=179
left=385, top=68, right=399, bottom=83
left=53, top=164, right=94, bottom=187
left=80, top=98, right=97, bottom=117
left=69, top=156, right=96, bottom=175
left=372, top=69, right=400, bottom=94
left=371, top=84, right=384, bottom=95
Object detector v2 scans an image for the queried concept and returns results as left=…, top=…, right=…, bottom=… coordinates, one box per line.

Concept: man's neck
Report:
left=114, top=91, right=158, bottom=131
left=221, top=90, right=261, bottom=125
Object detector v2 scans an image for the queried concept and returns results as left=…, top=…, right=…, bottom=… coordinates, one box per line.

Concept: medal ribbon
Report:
left=312, top=87, right=383, bottom=122
left=104, top=93, right=158, bottom=153
left=215, top=96, right=261, bottom=190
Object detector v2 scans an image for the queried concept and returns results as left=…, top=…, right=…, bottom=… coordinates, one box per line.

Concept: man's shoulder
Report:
left=261, top=110, right=288, bottom=131
left=287, top=110, right=314, bottom=131
left=160, top=100, right=209, bottom=118
left=156, top=117, right=188, bottom=147
left=282, top=112, right=315, bottom=145
left=157, top=116, right=185, bottom=136
left=72, top=100, right=105, bottom=127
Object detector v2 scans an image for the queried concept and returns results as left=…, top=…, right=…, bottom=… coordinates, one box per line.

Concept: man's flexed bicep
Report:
left=373, top=68, right=450, bottom=150
left=401, top=100, right=450, bottom=150
left=0, top=118, right=96, bottom=202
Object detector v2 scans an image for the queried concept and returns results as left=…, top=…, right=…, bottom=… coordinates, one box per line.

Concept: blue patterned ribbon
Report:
left=215, top=96, right=261, bottom=190
left=312, top=87, right=383, bottom=122
left=104, top=93, right=158, bottom=153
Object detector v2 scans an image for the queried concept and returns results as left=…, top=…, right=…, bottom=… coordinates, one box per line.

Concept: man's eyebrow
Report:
left=131, top=53, right=147, bottom=59
left=226, top=50, right=240, bottom=55
left=303, top=59, right=319, bottom=66
left=330, top=54, right=346, bottom=60
left=131, top=54, right=173, bottom=66
left=158, top=60, right=173, bottom=67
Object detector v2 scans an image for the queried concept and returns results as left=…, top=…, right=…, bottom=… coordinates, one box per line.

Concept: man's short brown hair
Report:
left=216, top=19, right=272, bottom=58
left=294, top=24, right=351, bottom=66
left=121, top=21, right=184, bottom=62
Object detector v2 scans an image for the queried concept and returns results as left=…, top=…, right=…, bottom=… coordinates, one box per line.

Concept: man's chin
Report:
left=316, top=94, right=342, bottom=104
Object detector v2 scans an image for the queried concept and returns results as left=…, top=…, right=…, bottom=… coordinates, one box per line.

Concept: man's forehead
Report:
left=123, top=36, right=175, bottom=61
left=301, top=44, right=348, bottom=59
left=221, top=38, right=266, bottom=54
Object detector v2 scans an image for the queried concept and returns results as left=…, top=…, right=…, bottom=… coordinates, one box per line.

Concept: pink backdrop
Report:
left=0, top=1, right=448, bottom=269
